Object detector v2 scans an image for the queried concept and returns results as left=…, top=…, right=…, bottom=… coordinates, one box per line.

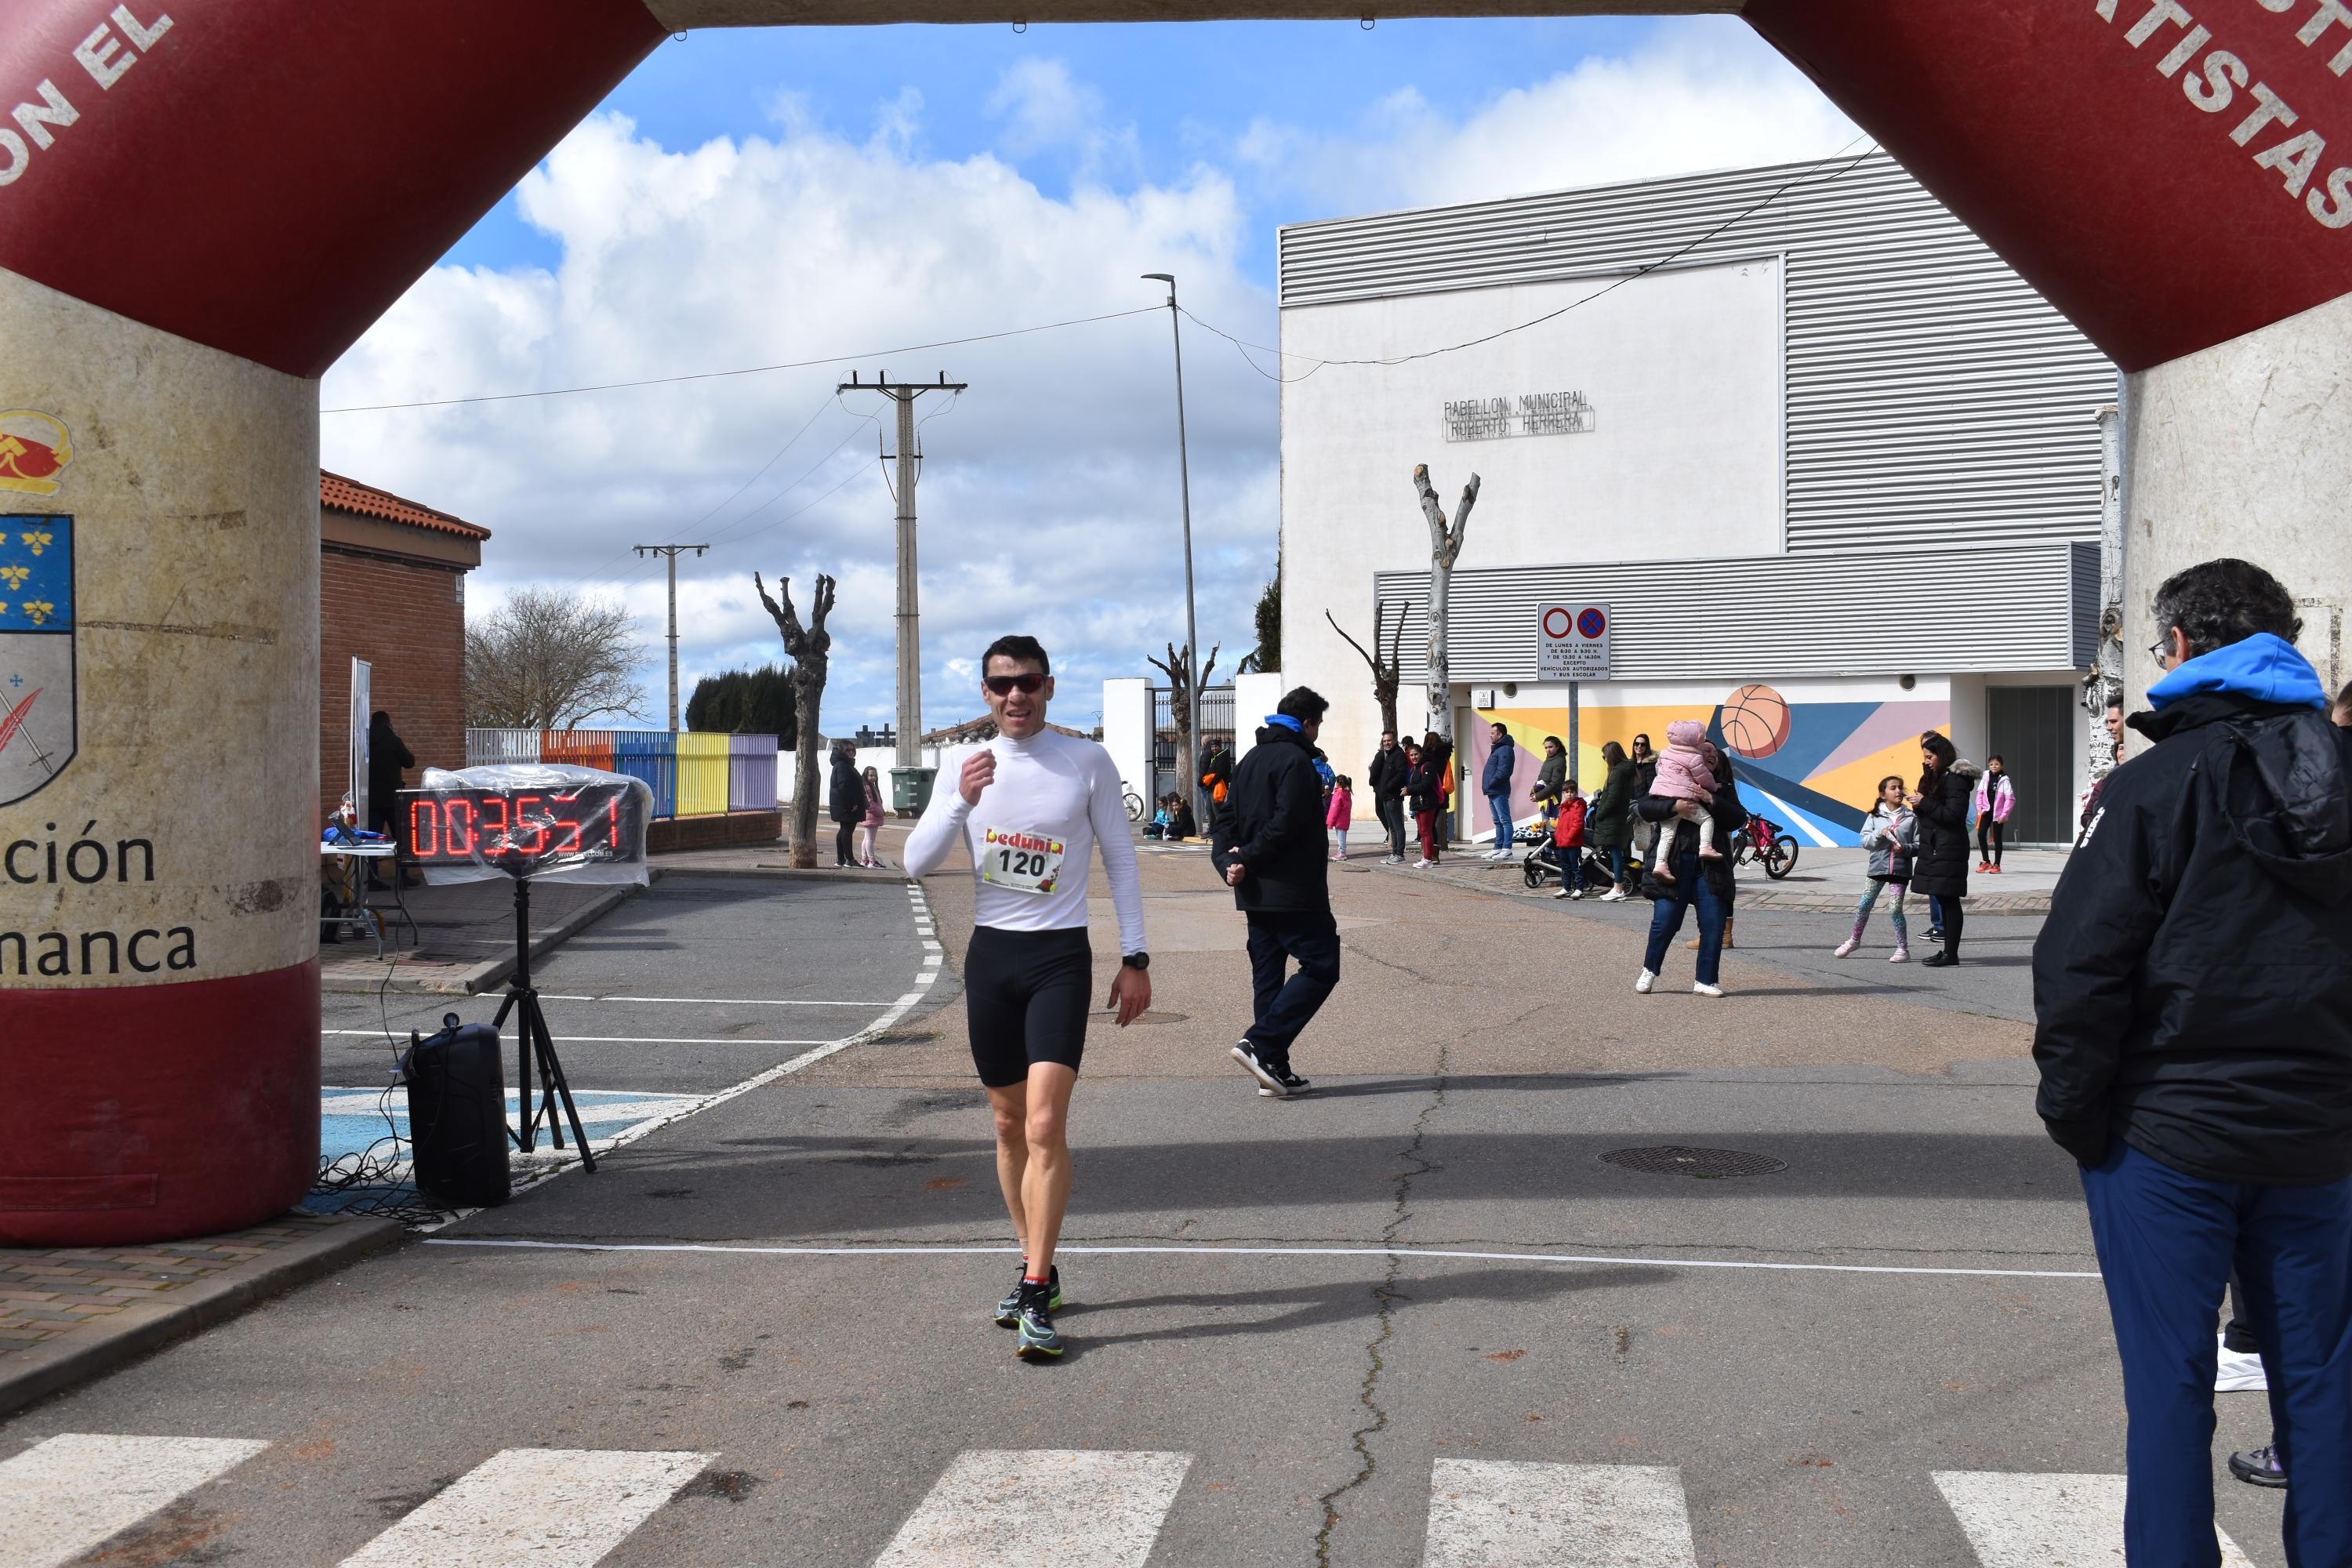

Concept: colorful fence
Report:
left=463, top=729, right=779, bottom=819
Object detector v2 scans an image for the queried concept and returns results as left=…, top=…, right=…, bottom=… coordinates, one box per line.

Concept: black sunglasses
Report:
left=985, top=672, right=1046, bottom=695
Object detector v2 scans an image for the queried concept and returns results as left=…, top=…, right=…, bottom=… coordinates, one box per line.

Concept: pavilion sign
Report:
left=1442, top=391, right=1597, bottom=442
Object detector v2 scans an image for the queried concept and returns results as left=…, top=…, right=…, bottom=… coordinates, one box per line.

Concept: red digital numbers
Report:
left=400, top=784, right=637, bottom=867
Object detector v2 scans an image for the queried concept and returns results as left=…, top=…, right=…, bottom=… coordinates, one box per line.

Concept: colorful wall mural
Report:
left=1465, top=687, right=1952, bottom=848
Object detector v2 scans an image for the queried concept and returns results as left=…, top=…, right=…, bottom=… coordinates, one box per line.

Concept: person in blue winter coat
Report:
left=2032, top=558, right=2352, bottom=1568
left=1480, top=722, right=1517, bottom=859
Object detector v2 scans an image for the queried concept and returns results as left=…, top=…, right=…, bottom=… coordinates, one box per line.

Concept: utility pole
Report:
left=633, top=542, right=709, bottom=730
left=1142, top=274, right=1203, bottom=826
left=840, top=371, right=966, bottom=808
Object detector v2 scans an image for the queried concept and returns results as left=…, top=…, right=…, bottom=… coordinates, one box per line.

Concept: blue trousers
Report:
left=1487, top=793, right=1512, bottom=851
left=2081, top=1142, right=2352, bottom=1567
left=1243, top=909, right=1340, bottom=1063
left=1639, top=854, right=1726, bottom=986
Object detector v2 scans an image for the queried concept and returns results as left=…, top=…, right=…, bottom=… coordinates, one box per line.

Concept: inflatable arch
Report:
left=2, top=0, right=2346, bottom=1243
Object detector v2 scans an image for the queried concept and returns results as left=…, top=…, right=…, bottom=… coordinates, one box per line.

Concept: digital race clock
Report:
left=400, top=766, right=652, bottom=883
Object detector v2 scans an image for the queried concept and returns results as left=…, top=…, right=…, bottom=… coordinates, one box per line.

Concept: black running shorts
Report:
left=964, top=925, right=1094, bottom=1088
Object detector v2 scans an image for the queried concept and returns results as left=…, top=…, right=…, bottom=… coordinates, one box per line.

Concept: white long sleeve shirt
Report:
left=903, top=728, right=1147, bottom=956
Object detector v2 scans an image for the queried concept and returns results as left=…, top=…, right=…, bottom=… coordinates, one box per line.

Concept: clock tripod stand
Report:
left=490, top=873, right=597, bottom=1172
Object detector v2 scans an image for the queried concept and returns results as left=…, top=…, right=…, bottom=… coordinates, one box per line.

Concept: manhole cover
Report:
left=1126, top=1011, right=1189, bottom=1025
left=1600, top=1146, right=1786, bottom=1178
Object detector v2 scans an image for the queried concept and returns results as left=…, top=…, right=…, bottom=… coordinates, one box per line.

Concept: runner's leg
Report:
left=1018, top=1062, right=1079, bottom=1279
left=985, top=1080, right=1031, bottom=1258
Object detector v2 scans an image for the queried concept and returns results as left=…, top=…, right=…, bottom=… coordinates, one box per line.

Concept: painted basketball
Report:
left=1720, top=684, right=1791, bottom=759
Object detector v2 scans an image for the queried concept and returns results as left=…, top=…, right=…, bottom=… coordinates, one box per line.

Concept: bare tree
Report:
left=1412, top=463, right=1479, bottom=740
left=755, top=571, right=837, bottom=869
left=1327, top=600, right=1406, bottom=739
left=463, top=586, right=647, bottom=729
left=1147, top=640, right=1218, bottom=804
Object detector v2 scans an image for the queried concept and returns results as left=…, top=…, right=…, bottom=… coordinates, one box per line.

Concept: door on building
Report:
left=1987, top=687, right=2074, bottom=847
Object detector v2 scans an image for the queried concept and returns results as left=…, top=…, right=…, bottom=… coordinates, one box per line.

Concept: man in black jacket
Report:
left=1213, top=687, right=1337, bottom=1098
left=1367, top=729, right=1410, bottom=863
left=2032, top=557, right=2352, bottom=1565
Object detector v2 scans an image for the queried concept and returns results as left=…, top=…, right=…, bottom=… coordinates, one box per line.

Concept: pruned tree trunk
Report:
left=2087, top=402, right=2125, bottom=788
left=1147, top=639, right=1217, bottom=810
left=1327, top=601, right=1405, bottom=739
left=756, top=571, right=837, bottom=869
left=1413, top=463, right=1479, bottom=740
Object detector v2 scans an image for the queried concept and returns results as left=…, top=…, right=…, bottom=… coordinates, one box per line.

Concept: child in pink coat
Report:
left=1650, top=720, right=1726, bottom=883
left=1327, top=775, right=1354, bottom=861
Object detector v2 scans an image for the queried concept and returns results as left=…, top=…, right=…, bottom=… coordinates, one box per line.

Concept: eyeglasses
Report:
left=2147, top=637, right=2174, bottom=668
left=985, top=673, right=1046, bottom=696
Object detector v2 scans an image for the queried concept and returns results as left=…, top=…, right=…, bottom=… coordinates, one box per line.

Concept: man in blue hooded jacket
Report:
left=2033, top=557, right=2352, bottom=1567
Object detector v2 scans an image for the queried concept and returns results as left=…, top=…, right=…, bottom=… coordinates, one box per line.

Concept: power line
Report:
left=319, top=306, right=1156, bottom=413
left=1186, top=139, right=1882, bottom=383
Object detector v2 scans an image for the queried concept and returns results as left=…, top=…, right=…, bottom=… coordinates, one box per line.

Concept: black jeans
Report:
left=1929, top=895, right=1966, bottom=953
left=1376, top=795, right=1406, bottom=857
left=1976, top=814, right=2004, bottom=866
left=1243, top=909, right=1341, bottom=1063
left=835, top=819, right=858, bottom=866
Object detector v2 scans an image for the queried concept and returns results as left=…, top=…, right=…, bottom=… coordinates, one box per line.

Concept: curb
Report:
left=320, top=882, right=642, bottom=996
left=1363, top=856, right=2053, bottom=914
left=0, top=1217, right=409, bottom=1418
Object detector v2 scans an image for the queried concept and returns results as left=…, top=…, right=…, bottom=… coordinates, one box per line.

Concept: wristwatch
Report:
left=1121, top=951, right=1150, bottom=971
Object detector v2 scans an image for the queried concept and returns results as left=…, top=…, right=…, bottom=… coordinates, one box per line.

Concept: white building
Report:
left=1279, top=152, right=2115, bottom=848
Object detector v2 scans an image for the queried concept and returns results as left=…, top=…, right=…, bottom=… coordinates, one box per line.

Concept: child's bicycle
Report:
left=1730, top=815, right=1801, bottom=880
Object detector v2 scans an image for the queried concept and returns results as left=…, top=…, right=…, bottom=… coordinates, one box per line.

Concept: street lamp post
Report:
left=1143, top=272, right=1203, bottom=826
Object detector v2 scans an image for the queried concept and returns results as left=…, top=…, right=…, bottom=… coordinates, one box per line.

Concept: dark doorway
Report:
left=1987, top=686, right=2074, bottom=846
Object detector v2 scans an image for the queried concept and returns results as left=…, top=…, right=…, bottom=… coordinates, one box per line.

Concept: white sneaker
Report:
left=1634, top=968, right=1657, bottom=994
left=1599, top=887, right=1627, bottom=902
left=1692, top=981, right=1726, bottom=997
left=1833, top=938, right=1859, bottom=958
left=1413, top=858, right=1434, bottom=869
left=2216, top=1334, right=2269, bottom=1392
left=1552, top=887, right=1572, bottom=899
left=1568, top=888, right=1584, bottom=900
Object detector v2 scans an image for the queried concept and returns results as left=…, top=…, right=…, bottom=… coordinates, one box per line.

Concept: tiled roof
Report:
left=319, top=470, right=491, bottom=539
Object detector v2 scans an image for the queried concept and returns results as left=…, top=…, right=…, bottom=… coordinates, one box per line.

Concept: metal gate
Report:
left=1148, top=685, right=1236, bottom=803
left=1987, top=686, right=2073, bottom=847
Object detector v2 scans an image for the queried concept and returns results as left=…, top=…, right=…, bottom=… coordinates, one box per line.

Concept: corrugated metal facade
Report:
left=1279, top=153, right=2117, bottom=556
left=1371, top=542, right=2099, bottom=683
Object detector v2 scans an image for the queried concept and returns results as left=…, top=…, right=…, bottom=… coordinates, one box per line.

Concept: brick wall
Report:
left=320, top=546, right=466, bottom=820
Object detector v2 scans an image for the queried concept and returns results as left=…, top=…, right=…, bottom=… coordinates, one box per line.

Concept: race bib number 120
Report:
left=982, top=827, right=1066, bottom=895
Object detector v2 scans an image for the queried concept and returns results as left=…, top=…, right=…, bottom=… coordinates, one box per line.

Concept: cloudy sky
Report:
left=318, top=16, right=1856, bottom=735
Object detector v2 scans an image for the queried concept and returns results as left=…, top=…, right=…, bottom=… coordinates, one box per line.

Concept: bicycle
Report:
left=1730, top=815, right=1800, bottom=880
left=1123, top=789, right=1145, bottom=822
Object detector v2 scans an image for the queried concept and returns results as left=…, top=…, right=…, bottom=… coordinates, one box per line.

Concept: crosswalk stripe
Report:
left=1421, top=1460, right=1698, bottom=1568
left=338, top=1448, right=712, bottom=1567
left=870, top=1449, right=1191, bottom=1567
left=1932, top=1471, right=2257, bottom=1566
left=0, top=1433, right=270, bottom=1568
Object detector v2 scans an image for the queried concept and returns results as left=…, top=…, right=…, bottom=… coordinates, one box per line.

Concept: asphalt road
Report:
left=3, top=848, right=2295, bottom=1567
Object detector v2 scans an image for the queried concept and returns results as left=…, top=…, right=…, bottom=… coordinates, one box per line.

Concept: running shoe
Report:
left=1231, top=1040, right=1288, bottom=1096
left=2216, top=1333, right=2268, bottom=1392
left=1692, top=981, right=1726, bottom=997
left=1889, top=945, right=1910, bottom=963
left=1014, top=1287, right=1065, bottom=1359
left=1412, top=858, right=1435, bottom=869
left=1635, top=968, right=1657, bottom=994
left=2228, top=1445, right=2288, bottom=1488
left=993, top=1265, right=1062, bottom=1327
left=1258, top=1065, right=1312, bottom=1097
left=1600, top=887, right=1628, bottom=902
left=1834, top=937, right=1859, bottom=957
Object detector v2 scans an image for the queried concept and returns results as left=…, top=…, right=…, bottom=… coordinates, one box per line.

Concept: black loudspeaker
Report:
left=403, top=1014, right=511, bottom=1208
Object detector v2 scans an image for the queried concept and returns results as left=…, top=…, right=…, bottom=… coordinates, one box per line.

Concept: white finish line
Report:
left=323, top=1030, right=844, bottom=1047
left=423, top=1238, right=2102, bottom=1280
left=0, top=1433, right=270, bottom=1568
left=337, top=1447, right=710, bottom=1567
left=1424, top=1461, right=1697, bottom=1568
left=535, top=993, right=903, bottom=1007
left=873, top=1450, right=1191, bottom=1568
left=1933, top=1472, right=2255, bottom=1566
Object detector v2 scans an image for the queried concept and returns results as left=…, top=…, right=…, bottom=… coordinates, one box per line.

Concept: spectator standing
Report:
left=1973, top=755, right=2016, bottom=873
left=1214, top=687, right=1341, bottom=1098
left=1646, top=720, right=1726, bottom=885
left=2083, top=695, right=2129, bottom=832
left=1534, top=736, right=1568, bottom=826
left=365, top=710, right=418, bottom=890
left=1409, top=733, right=1452, bottom=869
left=1481, top=722, right=1519, bottom=859
left=1548, top=780, right=1588, bottom=900
left=827, top=740, right=866, bottom=869
left=1908, top=733, right=1978, bottom=967
left=1586, top=741, right=1635, bottom=901
left=1367, top=730, right=1411, bottom=863
left=1633, top=750, right=1745, bottom=996
left=1837, top=775, right=1916, bottom=961
left=2033, top=557, right=2352, bottom=1564
left=1629, top=733, right=1660, bottom=873
left=1326, top=775, right=1354, bottom=861
left=856, top=764, right=887, bottom=868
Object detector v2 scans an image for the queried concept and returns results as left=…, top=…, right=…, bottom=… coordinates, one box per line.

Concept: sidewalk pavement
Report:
left=318, top=874, right=643, bottom=996
left=1372, top=840, right=2066, bottom=913
left=0, top=1212, right=405, bottom=1417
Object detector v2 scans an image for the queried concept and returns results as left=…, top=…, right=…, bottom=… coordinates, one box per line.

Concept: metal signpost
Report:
left=1538, top=602, right=1611, bottom=778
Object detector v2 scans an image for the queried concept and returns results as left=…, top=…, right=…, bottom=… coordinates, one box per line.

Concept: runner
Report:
left=903, top=634, right=1150, bottom=1360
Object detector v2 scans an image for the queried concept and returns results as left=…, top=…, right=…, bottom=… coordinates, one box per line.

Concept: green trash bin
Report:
left=891, top=766, right=937, bottom=818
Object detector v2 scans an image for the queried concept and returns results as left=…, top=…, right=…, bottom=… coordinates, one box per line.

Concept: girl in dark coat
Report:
left=1585, top=741, right=1636, bottom=898
left=1907, top=731, right=1982, bottom=967
left=1407, top=733, right=1452, bottom=867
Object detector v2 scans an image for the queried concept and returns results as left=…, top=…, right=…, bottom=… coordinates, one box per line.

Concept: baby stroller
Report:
left=1522, top=840, right=1612, bottom=893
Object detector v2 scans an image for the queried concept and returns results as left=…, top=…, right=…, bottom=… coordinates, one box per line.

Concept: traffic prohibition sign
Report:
left=1541, top=606, right=1574, bottom=640
left=1577, top=607, right=1607, bottom=640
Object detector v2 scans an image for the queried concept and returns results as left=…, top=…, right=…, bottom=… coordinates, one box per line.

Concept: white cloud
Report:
left=1236, top=20, right=1860, bottom=216
left=322, top=98, right=1277, bottom=734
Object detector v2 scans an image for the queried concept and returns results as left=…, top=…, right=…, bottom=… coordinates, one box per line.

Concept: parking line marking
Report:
left=1423, top=1461, right=1696, bottom=1568
left=873, top=1450, right=1190, bottom=1567
left=1932, top=1472, right=2255, bottom=1566
left=338, top=1448, right=711, bottom=1567
left=0, top=1434, right=271, bottom=1568
left=423, top=1238, right=2103, bottom=1280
